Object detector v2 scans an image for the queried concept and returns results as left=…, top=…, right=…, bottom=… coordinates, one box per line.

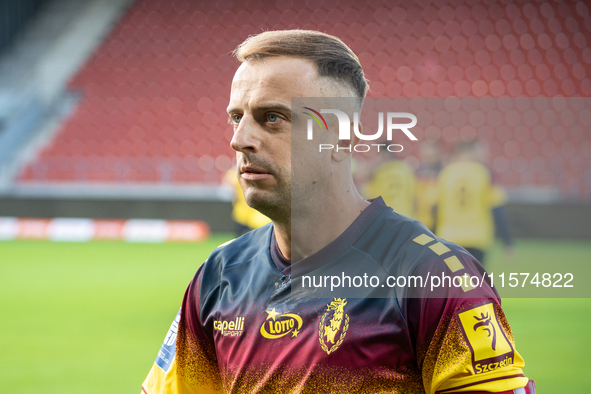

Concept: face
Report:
left=227, top=56, right=325, bottom=220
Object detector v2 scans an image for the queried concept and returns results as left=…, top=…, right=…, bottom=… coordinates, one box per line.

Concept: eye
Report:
left=230, top=114, right=242, bottom=124
left=267, top=114, right=279, bottom=122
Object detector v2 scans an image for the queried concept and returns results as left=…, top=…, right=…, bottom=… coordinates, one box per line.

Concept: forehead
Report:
left=228, top=57, right=323, bottom=109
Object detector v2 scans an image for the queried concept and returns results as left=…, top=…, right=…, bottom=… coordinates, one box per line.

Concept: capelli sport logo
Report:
left=260, top=308, right=303, bottom=339
left=214, top=316, right=245, bottom=337
left=303, top=107, right=417, bottom=153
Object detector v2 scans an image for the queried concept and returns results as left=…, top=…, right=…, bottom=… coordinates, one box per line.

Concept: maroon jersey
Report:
left=142, top=198, right=531, bottom=393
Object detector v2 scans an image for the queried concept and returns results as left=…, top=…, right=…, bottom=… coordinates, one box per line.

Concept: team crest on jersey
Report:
left=318, top=298, right=350, bottom=354
left=457, top=302, right=514, bottom=374
left=259, top=308, right=303, bottom=339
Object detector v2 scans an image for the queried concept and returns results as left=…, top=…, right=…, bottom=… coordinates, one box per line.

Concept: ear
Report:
left=331, top=120, right=360, bottom=162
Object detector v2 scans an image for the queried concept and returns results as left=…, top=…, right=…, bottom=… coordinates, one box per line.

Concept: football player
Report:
left=435, top=141, right=514, bottom=266
left=362, top=151, right=416, bottom=219
left=415, top=140, right=443, bottom=232
left=223, top=168, right=271, bottom=235
left=142, top=30, right=533, bottom=394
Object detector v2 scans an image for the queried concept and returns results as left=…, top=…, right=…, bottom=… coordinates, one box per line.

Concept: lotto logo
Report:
left=259, top=308, right=303, bottom=339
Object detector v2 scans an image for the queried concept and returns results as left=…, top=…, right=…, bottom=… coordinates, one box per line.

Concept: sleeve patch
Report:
left=428, top=242, right=451, bottom=256
left=444, top=256, right=464, bottom=273
left=155, top=308, right=181, bottom=373
left=457, top=302, right=515, bottom=375
left=461, top=275, right=477, bottom=292
left=413, top=234, right=435, bottom=245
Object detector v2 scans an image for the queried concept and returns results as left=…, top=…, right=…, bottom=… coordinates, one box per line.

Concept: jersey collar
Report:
left=270, top=196, right=389, bottom=276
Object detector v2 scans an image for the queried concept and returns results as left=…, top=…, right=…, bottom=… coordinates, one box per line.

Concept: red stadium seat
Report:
left=15, top=0, right=590, bottom=198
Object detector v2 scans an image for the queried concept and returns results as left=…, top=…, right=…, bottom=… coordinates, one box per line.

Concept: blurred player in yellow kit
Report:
left=224, top=168, right=270, bottom=235
left=415, top=141, right=443, bottom=231
left=362, top=151, right=415, bottom=218
left=435, top=141, right=513, bottom=265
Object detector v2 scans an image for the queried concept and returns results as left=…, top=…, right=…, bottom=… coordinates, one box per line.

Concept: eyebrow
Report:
left=227, top=102, right=292, bottom=116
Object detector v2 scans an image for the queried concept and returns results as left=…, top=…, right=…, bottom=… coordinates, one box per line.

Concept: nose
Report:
left=230, top=115, right=261, bottom=154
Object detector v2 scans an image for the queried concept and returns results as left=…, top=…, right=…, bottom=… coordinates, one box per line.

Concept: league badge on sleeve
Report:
left=458, top=302, right=515, bottom=374
left=155, top=308, right=181, bottom=373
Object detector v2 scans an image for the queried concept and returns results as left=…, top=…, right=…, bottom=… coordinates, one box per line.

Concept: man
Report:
left=223, top=167, right=271, bottom=236
left=142, top=30, right=534, bottom=393
left=436, top=141, right=514, bottom=266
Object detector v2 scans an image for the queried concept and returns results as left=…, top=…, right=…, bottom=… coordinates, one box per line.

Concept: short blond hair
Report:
left=234, top=30, right=369, bottom=101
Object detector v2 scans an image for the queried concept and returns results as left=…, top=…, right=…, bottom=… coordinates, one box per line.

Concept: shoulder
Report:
left=355, top=208, right=482, bottom=281
left=209, top=224, right=273, bottom=264
left=354, top=207, right=437, bottom=264
left=198, top=223, right=274, bottom=294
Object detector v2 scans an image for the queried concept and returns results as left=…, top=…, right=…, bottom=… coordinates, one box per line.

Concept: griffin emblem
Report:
left=318, top=298, right=349, bottom=354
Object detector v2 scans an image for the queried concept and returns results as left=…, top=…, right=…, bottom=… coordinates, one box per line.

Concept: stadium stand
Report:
left=15, top=0, right=591, bottom=200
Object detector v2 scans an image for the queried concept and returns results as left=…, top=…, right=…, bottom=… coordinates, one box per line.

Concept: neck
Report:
left=273, top=180, right=369, bottom=263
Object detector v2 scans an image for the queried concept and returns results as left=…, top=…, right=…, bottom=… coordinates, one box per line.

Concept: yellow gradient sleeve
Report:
left=142, top=358, right=220, bottom=394
left=424, top=301, right=528, bottom=394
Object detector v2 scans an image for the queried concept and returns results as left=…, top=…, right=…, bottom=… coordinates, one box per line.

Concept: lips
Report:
left=240, top=164, right=272, bottom=181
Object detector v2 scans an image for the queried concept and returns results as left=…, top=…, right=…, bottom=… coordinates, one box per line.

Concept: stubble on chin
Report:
left=243, top=179, right=291, bottom=222
left=237, top=152, right=291, bottom=221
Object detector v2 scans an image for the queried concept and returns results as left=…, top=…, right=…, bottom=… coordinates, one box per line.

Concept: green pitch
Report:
left=1, top=236, right=590, bottom=393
